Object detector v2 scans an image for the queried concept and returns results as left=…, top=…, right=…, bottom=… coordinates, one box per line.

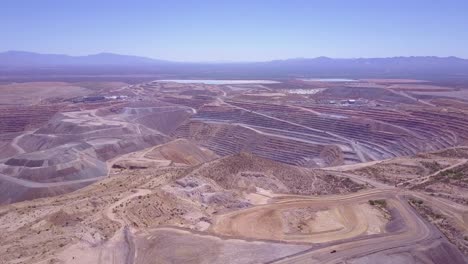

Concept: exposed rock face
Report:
left=0, top=101, right=190, bottom=204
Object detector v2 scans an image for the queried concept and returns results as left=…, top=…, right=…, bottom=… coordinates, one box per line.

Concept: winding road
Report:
left=267, top=189, right=446, bottom=263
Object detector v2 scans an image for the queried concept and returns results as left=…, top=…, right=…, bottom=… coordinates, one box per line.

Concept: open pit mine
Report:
left=1, top=79, right=468, bottom=264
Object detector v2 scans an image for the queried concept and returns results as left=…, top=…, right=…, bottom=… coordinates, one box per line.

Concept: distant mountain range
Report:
left=1, top=51, right=468, bottom=80
left=0, top=51, right=171, bottom=66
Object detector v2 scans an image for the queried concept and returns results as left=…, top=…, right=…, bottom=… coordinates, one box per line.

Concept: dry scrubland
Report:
left=0, top=152, right=371, bottom=264
left=0, top=79, right=468, bottom=263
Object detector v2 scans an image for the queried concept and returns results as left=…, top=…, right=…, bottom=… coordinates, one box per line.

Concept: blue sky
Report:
left=2, top=0, right=468, bottom=61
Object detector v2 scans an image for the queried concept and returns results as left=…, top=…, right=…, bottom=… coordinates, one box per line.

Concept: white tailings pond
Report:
left=284, top=88, right=324, bottom=95
left=301, top=78, right=356, bottom=82
left=155, top=80, right=280, bottom=85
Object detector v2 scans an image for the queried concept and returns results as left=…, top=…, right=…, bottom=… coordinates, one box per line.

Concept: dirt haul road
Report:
left=212, top=190, right=393, bottom=243
left=209, top=188, right=463, bottom=263
left=266, top=189, right=454, bottom=263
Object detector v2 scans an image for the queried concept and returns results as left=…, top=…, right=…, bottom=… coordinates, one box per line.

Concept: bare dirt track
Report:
left=268, top=190, right=436, bottom=263
left=134, top=227, right=309, bottom=264
left=56, top=189, right=152, bottom=264
left=212, top=190, right=390, bottom=243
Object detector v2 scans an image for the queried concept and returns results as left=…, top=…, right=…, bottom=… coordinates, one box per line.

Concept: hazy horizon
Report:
left=3, top=0, right=468, bottom=62
left=3, top=50, right=468, bottom=63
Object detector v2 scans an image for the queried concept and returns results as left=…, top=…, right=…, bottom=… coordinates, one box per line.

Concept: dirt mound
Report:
left=191, top=152, right=366, bottom=195
left=145, top=139, right=218, bottom=166
left=166, top=175, right=250, bottom=213
left=0, top=142, right=107, bottom=204
left=1, top=142, right=106, bottom=183
left=212, top=199, right=388, bottom=243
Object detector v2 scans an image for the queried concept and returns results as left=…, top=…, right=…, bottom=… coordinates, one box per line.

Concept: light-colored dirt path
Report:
left=327, top=171, right=394, bottom=189
left=8, top=129, right=40, bottom=155
left=57, top=189, right=153, bottom=264
left=212, top=197, right=387, bottom=243
left=0, top=172, right=103, bottom=188
left=270, top=190, right=438, bottom=264
left=386, top=87, right=436, bottom=107
left=105, top=189, right=152, bottom=226
left=402, top=158, right=467, bottom=187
